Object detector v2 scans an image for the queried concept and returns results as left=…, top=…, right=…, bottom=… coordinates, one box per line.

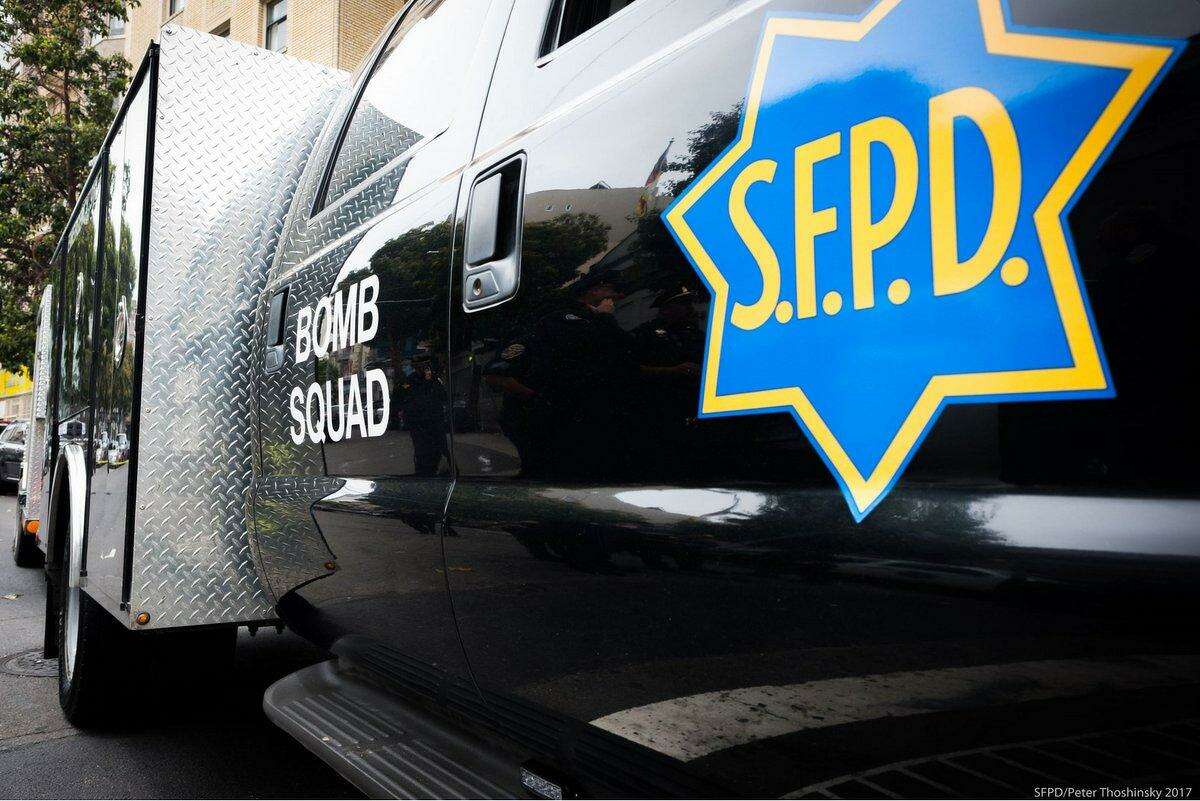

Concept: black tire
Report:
left=12, top=516, right=41, bottom=568
left=152, top=626, right=238, bottom=703
left=56, top=564, right=139, bottom=728
left=55, top=584, right=239, bottom=726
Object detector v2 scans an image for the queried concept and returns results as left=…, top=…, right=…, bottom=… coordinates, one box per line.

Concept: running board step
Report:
left=264, top=660, right=524, bottom=799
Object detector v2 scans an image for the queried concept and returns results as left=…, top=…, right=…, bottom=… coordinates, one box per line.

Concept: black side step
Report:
left=264, top=660, right=524, bottom=799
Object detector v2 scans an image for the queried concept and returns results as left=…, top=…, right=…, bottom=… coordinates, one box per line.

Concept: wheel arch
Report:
left=42, top=442, right=87, bottom=658
left=43, top=443, right=87, bottom=588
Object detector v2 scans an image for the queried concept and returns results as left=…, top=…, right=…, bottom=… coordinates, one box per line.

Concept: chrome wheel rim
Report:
left=63, top=563, right=80, bottom=685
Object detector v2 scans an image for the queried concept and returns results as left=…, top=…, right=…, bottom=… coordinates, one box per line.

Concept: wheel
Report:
left=55, top=583, right=238, bottom=726
left=54, top=549, right=238, bottom=726
left=154, top=626, right=238, bottom=707
left=13, top=512, right=42, bottom=568
left=56, top=547, right=138, bottom=727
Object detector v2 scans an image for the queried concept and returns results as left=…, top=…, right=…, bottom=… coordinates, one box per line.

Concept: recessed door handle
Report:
left=265, top=287, right=288, bottom=372
left=463, top=154, right=526, bottom=311
left=466, top=172, right=504, bottom=266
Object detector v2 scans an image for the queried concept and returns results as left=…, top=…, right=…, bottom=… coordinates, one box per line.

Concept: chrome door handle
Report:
left=463, top=154, right=526, bottom=312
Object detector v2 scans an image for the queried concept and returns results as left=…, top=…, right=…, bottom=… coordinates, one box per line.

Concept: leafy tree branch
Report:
left=0, top=0, right=135, bottom=368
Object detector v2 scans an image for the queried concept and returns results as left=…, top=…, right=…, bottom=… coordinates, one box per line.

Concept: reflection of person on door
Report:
left=402, top=355, right=449, bottom=476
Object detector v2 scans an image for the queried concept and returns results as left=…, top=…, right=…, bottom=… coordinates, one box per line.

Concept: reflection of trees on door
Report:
left=327, top=211, right=612, bottom=377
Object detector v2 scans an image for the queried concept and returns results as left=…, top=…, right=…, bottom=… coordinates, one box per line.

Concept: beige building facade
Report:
left=111, top=0, right=405, bottom=72
left=0, top=368, right=32, bottom=421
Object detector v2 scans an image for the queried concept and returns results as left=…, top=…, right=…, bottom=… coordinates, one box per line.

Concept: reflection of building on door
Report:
left=0, top=366, right=32, bottom=420
left=526, top=185, right=647, bottom=276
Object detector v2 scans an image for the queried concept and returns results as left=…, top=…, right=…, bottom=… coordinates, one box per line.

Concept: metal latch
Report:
left=264, top=287, right=288, bottom=372
left=463, top=154, right=526, bottom=311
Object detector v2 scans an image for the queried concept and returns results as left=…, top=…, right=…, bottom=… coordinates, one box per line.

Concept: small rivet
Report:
left=135, top=611, right=151, bottom=626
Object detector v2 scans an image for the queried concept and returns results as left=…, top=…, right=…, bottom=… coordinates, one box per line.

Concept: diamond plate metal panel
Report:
left=23, top=284, right=53, bottom=521
left=32, top=284, right=51, bottom=420
left=130, top=26, right=347, bottom=629
left=249, top=238, right=368, bottom=602
left=253, top=476, right=343, bottom=601
left=245, top=53, right=417, bottom=601
left=324, top=102, right=422, bottom=208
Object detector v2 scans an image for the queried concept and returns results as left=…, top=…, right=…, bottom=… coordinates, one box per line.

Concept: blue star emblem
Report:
left=664, top=0, right=1184, bottom=521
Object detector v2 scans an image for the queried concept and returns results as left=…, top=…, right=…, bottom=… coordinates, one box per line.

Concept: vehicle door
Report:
left=251, top=0, right=513, bottom=686
left=56, top=183, right=101, bottom=437
left=84, top=79, right=150, bottom=614
left=445, top=0, right=1200, bottom=796
left=50, top=177, right=103, bottom=563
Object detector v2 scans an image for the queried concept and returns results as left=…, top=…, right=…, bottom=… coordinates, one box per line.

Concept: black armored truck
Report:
left=21, top=0, right=1200, bottom=797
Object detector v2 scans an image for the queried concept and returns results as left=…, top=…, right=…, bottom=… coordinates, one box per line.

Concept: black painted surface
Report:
left=257, top=1, right=1200, bottom=796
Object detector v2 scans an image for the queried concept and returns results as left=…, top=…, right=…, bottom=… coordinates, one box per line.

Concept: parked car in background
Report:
left=0, top=421, right=26, bottom=487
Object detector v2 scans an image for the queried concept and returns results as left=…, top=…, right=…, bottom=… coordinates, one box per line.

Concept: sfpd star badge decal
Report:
left=663, top=0, right=1183, bottom=521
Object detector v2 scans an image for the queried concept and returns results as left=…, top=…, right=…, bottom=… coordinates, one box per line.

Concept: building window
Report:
left=108, top=15, right=126, bottom=37
left=265, top=0, right=288, bottom=52
left=212, top=21, right=231, bottom=37
left=168, top=0, right=186, bottom=16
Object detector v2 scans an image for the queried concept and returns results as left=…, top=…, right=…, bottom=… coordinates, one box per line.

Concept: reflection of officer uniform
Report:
left=632, top=317, right=704, bottom=368
left=487, top=305, right=639, bottom=478
left=630, top=291, right=706, bottom=477
left=401, top=369, right=448, bottom=476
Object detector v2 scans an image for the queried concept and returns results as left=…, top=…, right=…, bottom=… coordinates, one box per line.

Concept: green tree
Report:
left=0, top=0, right=133, bottom=368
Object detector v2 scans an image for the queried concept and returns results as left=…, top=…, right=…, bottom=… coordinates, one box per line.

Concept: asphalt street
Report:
left=0, top=490, right=361, bottom=800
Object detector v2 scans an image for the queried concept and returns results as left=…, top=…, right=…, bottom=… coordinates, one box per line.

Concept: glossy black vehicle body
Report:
left=255, top=1, right=1200, bottom=796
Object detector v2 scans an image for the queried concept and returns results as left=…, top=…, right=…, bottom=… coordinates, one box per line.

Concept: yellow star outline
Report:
left=664, top=0, right=1176, bottom=517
